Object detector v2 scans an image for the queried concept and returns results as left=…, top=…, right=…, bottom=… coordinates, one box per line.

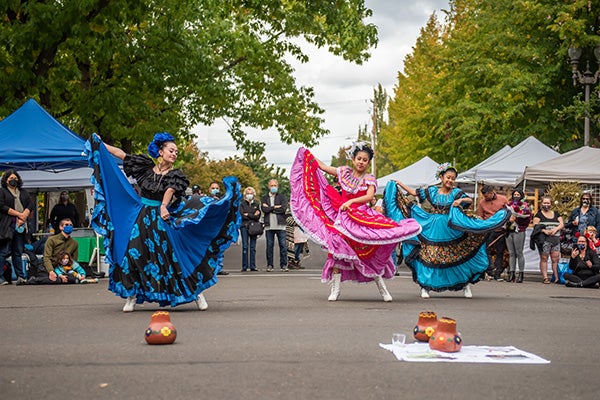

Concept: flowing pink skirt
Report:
left=289, top=147, right=421, bottom=283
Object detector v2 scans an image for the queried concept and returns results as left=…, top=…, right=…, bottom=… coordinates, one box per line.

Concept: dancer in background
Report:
left=384, top=163, right=510, bottom=299
left=289, top=143, right=421, bottom=302
left=87, top=133, right=240, bottom=312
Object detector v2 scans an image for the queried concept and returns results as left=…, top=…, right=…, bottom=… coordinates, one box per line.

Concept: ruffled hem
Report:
left=383, top=180, right=496, bottom=292
left=290, top=147, right=416, bottom=283
left=86, top=134, right=241, bottom=307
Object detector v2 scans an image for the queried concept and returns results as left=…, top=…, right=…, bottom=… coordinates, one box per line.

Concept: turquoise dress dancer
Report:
left=383, top=163, right=510, bottom=298
left=86, top=133, right=241, bottom=312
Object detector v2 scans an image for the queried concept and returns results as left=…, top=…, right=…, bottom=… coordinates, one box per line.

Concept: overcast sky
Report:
left=193, top=0, right=449, bottom=173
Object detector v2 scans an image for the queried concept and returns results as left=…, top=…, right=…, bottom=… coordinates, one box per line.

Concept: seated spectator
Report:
left=52, top=251, right=86, bottom=283
left=584, top=226, right=600, bottom=254
left=564, top=235, right=600, bottom=288
left=43, top=218, right=79, bottom=280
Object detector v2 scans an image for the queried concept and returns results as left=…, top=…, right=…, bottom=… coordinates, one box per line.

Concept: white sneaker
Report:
left=195, top=293, right=208, bottom=311
left=122, top=297, right=136, bottom=312
left=463, top=284, right=473, bottom=298
left=375, top=276, right=392, bottom=302
left=420, top=288, right=430, bottom=299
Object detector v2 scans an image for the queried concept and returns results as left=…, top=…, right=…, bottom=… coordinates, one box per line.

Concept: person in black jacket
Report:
left=564, top=235, right=600, bottom=288
left=261, top=179, right=288, bottom=272
left=49, top=191, right=80, bottom=231
left=240, top=186, right=261, bottom=272
left=0, top=170, right=35, bottom=285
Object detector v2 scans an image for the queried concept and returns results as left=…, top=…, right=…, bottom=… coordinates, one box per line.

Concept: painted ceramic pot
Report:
left=145, top=311, right=177, bottom=345
left=429, top=316, right=462, bottom=353
left=413, top=311, right=438, bottom=342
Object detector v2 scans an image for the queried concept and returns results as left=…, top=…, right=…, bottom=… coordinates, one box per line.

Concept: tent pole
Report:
left=473, top=181, right=479, bottom=209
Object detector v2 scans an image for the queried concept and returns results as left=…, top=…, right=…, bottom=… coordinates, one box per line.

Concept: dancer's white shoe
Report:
left=420, top=288, right=430, bottom=299
left=122, top=296, right=136, bottom=312
left=328, top=274, right=341, bottom=301
left=463, top=284, right=473, bottom=298
left=195, top=293, right=208, bottom=311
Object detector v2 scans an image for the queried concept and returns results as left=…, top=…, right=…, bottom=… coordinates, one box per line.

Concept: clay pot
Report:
left=429, top=316, right=462, bottom=353
left=413, top=311, right=438, bottom=342
left=145, top=311, right=177, bottom=345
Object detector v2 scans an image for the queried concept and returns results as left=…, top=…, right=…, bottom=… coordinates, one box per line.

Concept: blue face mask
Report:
left=63, top=225, right=74, bottom=235
left=577, top=243, right=586, bottom=250
left=270, top=187, right=278, bottom=194
left=210, top=188, right=220, bottom=196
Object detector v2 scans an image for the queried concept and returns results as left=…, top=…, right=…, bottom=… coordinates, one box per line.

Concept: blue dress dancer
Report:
left=87, top=133, right=241, bottom=312
left=383, top=163, right=510, bottom=299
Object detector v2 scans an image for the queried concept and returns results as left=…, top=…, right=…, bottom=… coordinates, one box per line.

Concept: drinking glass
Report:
left=392, top=333, right=406, bottom=347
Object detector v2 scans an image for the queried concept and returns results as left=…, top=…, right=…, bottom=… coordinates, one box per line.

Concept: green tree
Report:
left=179, top=142, right=260, bottom=194
left=0, top=0, right=377, bottom=153
left=381, top=0, right=591, bottom=171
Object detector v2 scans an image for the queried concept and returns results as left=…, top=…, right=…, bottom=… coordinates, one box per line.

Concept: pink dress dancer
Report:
left=290, top=146, right=421, bottom=301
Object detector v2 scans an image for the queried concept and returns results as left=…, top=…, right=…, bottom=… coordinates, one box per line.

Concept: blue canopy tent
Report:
left=0, top=98, right=87, bottom=171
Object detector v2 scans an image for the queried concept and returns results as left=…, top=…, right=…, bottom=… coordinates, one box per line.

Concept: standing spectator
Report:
left=563, top=235, right=600, bottom=288
left=49, top=191, right=81, bottom=231
left=261, top=179, right=288, bottom=272
left=208, top=181, right=222, bottom=200
left=565, top=193, right=600, bottom=240
left=191, top=185, right=202, bottom=196
left=240, top=186, right=260, bottom=272
left=477, top=185, right=509, bottom=281
left=209, top=180, right=229, bottom=275
left=532, top=195, right=564, bottom=284
left=285, top=207, right=308, bottom=270
left=505, top=189, right=531, bottom=283
left=0, top=170, right=34, bottom=285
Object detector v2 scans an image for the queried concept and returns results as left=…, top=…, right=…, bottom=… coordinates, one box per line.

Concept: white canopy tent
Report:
left=376, top=156, right=440, bottom=194
left=456, top=145, right=512, bottom=184
left=456, top=136, right=559, bottom=187
left=519, top=146, right=600, bottom=187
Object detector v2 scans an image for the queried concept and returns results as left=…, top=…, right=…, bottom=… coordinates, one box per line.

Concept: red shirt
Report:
left=477, top=194, right=508, bottom=220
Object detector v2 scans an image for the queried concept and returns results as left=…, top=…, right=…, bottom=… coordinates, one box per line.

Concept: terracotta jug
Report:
left=429, top=316, right=462, bottom=353
left=145, top=311, right=177, bottom=345
left=413, top=311, right=438, bottom=342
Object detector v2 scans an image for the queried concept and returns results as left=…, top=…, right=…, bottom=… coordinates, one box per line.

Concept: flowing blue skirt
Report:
left=86, top=136, right=241, bottom=307
left=383, top=181, right=509, bottom=291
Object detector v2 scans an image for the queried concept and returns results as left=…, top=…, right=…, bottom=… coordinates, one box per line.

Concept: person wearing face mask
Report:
left=563, top=236, right=600, bottom=288
left=208, top=181, right=222, bottom=200
left=532, top=195, right=564, bottom=284
left=505, top=189, right=531, bottom=283
left=261, top=179, right=288, bottom=272
left=42, top=218, right=80, bottom=282
left=0, top=170, right=35, bottom=285
left=53, top=251, right=87, bottom=283
left=239, top=186, right=261, bottom=272
left=49, top=191, right=81, bottom=232
left=207, top=181, right=230, bottom=275
left=566, top=193, right=600, bottom=242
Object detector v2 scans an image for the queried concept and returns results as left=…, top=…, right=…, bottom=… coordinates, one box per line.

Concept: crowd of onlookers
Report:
left=1, top=168, right=598, bottom=290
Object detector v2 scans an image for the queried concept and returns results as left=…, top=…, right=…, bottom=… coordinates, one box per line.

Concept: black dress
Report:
left=87, top=135, right=241, bottom=307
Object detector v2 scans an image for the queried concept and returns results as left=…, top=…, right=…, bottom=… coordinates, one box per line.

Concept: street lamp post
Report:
left=568, top=45, right=600, bottom=146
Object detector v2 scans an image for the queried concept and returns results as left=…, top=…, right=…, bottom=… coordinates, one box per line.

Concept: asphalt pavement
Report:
left=1, top=238, right=599, bottom=400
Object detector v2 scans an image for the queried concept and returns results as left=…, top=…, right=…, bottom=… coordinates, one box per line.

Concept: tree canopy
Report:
left=1, top=0, right=377, bottom=154
left=379, top=0, right=600, bottom=173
